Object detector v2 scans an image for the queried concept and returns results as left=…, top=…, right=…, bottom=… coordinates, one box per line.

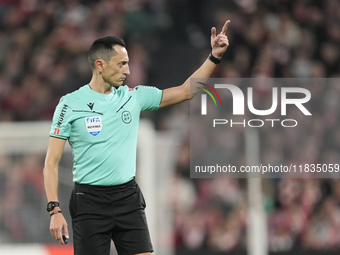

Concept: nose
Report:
left=123, top=64, right=130, bottom=76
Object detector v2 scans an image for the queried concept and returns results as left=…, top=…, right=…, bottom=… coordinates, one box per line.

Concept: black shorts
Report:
left=69, top=178, right=153, bottom=255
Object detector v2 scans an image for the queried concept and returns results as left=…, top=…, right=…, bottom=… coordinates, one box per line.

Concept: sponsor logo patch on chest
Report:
left=85, top=116, right=102, bottom=136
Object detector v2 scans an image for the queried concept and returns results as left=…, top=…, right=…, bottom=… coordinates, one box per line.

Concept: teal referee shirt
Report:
left=50, top=84, right=163, bottom=186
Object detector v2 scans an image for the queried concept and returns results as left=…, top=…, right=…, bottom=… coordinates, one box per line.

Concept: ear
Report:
left=95, top=59, right=105, bottom=73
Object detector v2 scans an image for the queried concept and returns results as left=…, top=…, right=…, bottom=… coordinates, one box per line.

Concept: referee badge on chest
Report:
left=85, top=116, right=102, bottom=136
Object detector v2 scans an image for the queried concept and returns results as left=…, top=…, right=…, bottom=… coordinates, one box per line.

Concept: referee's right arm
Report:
left=43, top=137, right=69, bottom=245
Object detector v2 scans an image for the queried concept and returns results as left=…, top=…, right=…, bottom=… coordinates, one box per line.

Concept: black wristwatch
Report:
left=208, top=53, right=222, bottom=64
left=47, top=201, right=60, bottom=212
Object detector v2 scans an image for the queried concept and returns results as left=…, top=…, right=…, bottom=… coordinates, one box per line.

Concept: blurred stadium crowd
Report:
left=1, top=0, right=340, bottom=253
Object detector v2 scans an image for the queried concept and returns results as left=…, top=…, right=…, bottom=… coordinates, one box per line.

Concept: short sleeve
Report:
left=49, top=97, right=73, bottom=139
left=133, top=85, right=163, bottom=112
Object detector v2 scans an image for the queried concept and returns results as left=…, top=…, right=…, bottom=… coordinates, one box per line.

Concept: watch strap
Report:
left=208, top=53, right=222, bottom=64
left=50, top=210, right=62, bottom=217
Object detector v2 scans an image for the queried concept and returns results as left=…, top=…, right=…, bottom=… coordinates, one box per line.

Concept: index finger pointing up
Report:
left=220, top=20, right=230, bottom=35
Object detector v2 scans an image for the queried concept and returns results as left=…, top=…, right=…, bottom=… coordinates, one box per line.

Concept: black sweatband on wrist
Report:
left=50, top=210, right=62, bottom=217
left=208, top=53, right=222, bottom=64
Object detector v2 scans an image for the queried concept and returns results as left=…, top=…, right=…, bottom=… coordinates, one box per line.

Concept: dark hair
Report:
left=88, top=36, right=126, bottom=69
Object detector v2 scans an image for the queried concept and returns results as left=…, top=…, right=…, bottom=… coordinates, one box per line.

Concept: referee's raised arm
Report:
left=159, top=20, right=230, bottom=109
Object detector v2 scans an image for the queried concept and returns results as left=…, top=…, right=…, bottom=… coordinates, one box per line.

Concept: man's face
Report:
left=102, top=45, right=130, bottom=87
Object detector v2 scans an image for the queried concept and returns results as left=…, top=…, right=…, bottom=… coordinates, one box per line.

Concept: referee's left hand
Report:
left=211, top=20, right=230, bottom=58
left=50, top=213, right=69, bottom=245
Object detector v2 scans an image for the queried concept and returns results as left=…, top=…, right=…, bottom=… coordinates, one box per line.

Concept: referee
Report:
left=43, top=20, right=230, bottom=255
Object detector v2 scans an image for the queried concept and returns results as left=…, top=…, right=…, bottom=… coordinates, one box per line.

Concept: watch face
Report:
left=47, top=202, right=59, bottom=212
left=47, top=203, right=52, bottom=212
